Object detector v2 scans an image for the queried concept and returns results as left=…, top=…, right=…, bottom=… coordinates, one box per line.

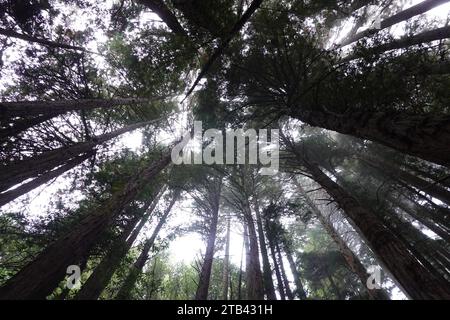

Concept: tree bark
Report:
left=222, top=215, right=231, bottom=300
left=0, top=150, right=172, bottom=299
left=275, top=241, right=294, bottom=300
left=195, top=183, right=221, bottom=300
left=298, top=159, right=450, bottom=299
left=0, top=119, right=157, bottom=193
left=266, top=224, right=286, bottom=300
left=252, top=197, right=277, bottom=300
left=73, top=187, right=164, bottom=300
left=0, top=113, right=58, bottom=140
left=288, top=107, right=450, bottom=168
left=0, top=27, right=89, bottom=52
left=115, top=189, right=180, bottom=300
left=285, top=249, right=308, bottom=300
left=340, top=0, right=450, bottom=46
left=294, top=180, right=389, bottom=300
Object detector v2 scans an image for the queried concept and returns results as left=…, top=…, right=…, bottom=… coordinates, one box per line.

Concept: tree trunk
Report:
left=0, top=150, right=172, bottom=299
left=266, top=225, right=286, bottom=300
left=115, top=189, right=180, bottom=300
left=0, top=151, right=93, bottom=207
left=195, top=183, right=221, bottom=300
left=288, top=107, right=450, bottom=168
left=343, top=26, right=450, bottom=62
left=138, top=0, right=188, bottom=37
left=243, top=206, right=265, bottom=300
left=252, top=197, right=277, bottom=300
left=294, top=180, right=389, bottom=300
left=0, top=98, right=160, bottom=119
left=275, top=241, right=294, bottom=300
left=340, top=0, right=450, bottom=46
left=359, top=154, right=450, bottom=206
left=73, top=187, right=164, bottom=300
left=0, top=113, right=58, bottom=140
left=285, top=249, right=308, bottom=300
left=0, top=27, right=89, bottom=52
left=298, top=159, right=450, bottom=299
left=222, top=215, right=231, bottom=300
left=0, top=120, right=157, bottom=193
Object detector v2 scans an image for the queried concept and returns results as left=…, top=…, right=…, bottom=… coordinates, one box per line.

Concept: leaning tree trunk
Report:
left=298, top=159, right=450, bottom=299
left=0, top=151, right=93, bottom=207
left=0, top=113, right=59, bottom=140
left=343, top=25, right=450, bottom=62
left=243, top=205, right=265, bottom=300
left=253, top=197, right=277, bottom=300
left=340, top=0, right=450, bottom=46
left=275, top=241, right=294, bottom=300
left=195, top=184, right=221, bottom=300
left=359, top=154, right=450, bottom=206
left=74, top=187, right=165, bottom=300
left=0, top=98, right=160, bottom=119
left=0, top=119, right=158, bottom=194
left=295, top=180, right=389, bottom=300
left=115, top=190, right=180, bottom=300
left=284, top=249, right=308, bottom=300
left=266, top=225, right=286, bottom=300
left=288, top=107, right=450, bottom=168
left=0, top=150, right=172, bottom=300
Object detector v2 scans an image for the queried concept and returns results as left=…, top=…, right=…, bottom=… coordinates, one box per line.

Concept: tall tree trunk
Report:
left=343, top=26, right=450, bottom=62
left=266, top=225, right=286, bottom=300
left=137, top=0, right=188, bottom=37
left=195, top=183, right=221, bottom=300
left=115, top=189, right=180, bottom=300
left=285, top=249, right=308, bottom=300
left=297, top=159, right=450, bottom=299
left=0, top=120, right=157, bottom=193
left=243, top=206, right=265, bottom=300
left=0, top=27, right=89, bottom=52
left=340, top=0, right=450, bottom=46
left=288, top=107, right=450, bottom=168
left=222, top=215, right=231, bottom=300
left=0, top=113, right=58, bottom=140
left=0, top=98, right=161, bottom=119
left=252, top=197, right=277, bottom=300
left=275, top=241, right=294, bottom=300
left=294, top=180, right=389, bottom=300
left=0, top=151, right=93, bottom=207
left=359, top=154, right=450, bottom=206
left=74, top=187, right=165, bottom=300
left=237, top=230, right=245, bottom=300
left=0, top=150, right=172, bottom=300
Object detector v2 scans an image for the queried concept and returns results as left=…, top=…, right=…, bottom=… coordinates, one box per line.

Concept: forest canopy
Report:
left=0, top=0, right=450, bottom=301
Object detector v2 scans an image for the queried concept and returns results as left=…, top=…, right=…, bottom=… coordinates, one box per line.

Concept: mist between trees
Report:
left=0, top=0, right=450, bottom=300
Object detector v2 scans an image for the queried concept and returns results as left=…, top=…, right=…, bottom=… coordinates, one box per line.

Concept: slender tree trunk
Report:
left=237, top=231, right=245, bottom=300
left=115, top=189, right=180, bottom=300
left=340, top=0, right=450, bottom=46
left=222, top=215, right=231, bottom=300
left=243, top=206, right=265, bottom=300
left=294, top=180, right=389, bottom=300
left=0, top=120, right=157, bottom=193
left=359, top=154, right=450, bottom=206
left=0, top=113, right=58, bottom=140
left=288, top=107, right=450, bottom=168
left=74, top=187, right=165, bottom=300
left=195, top=183, right=221, bottom=300
left=266, top=227, right=286, bottom=300
left=0, top=98, right=161, bottom=118
left=0, top=27, right=89, bottom=52
left=0, top=151, right=93, bottom=207
left=276, top=241, right=294, bottom=300
left=285, top=249, right=307, bottom=300
left=298, top=159, right=450, bottom=299
left=0, top=150, right=172, bottom=299
left=343, top=26, right=450, bottom=62
left=252, top=197, right=277, bottom=300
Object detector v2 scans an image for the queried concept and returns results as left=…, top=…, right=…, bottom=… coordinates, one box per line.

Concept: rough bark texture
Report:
left=74, top=188, right=164, bottom=300
left=289, top=107, right=450, bottom=168
left=195, top=183, right=221, bottom=300
left=0, top=120, right=156, bottom=192
left=253, top=197, right=277, bottom=300
left=295, top=181, right=389, bottom=300
left=300, top=160, right=450, bottom=299
left=115, top=189, right=180, bottom=300
left=340, top=0, right=450, bottom=46
left=0, top=151, right=172, bottom=299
